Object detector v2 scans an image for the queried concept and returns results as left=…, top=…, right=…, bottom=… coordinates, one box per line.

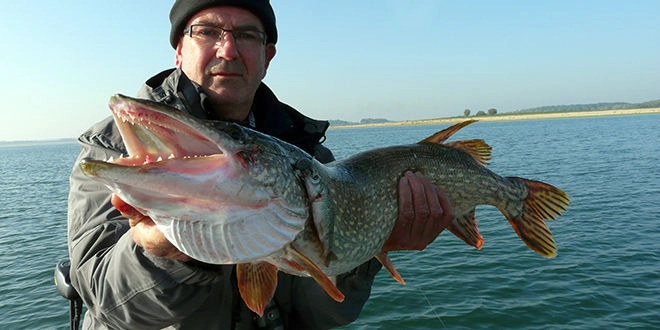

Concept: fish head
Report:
left=80, top=94, right=312, bottom=264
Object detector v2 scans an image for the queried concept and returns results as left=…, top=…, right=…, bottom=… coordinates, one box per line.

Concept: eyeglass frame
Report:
left=182, top=24, right=268, bottom=46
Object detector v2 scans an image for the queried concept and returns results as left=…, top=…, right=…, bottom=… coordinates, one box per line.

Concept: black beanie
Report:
left=169, top=0, right=277, bottom=48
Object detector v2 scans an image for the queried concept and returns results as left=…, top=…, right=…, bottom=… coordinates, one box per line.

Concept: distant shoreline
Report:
left=329, top=107, right=660, bottom=129
left=3, top=108, right=657, bottom=145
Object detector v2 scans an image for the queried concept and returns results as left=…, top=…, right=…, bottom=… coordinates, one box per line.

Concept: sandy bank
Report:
left=330, top=107, right=660, bottom=129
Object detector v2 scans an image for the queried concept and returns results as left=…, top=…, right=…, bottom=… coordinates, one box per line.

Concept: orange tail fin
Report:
left=500, top=178, right=570, bottom=258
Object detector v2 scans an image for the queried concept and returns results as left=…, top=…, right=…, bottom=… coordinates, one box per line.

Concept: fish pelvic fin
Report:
left=418, top=120, right=477, bottom=144
left=447, top=209, right=484, bottom=249
left=501, top=178, right=570, bottom=258
left=236, top=262, right=279, bottom=317
left=284, top=246, right=345, bottom=303
left=445, top=140, right=492, bottom=166
left=376, top=252, right=406, bottom=285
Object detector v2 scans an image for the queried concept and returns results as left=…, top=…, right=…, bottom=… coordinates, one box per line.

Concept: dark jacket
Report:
left=67, top=69, right=381, bottom=329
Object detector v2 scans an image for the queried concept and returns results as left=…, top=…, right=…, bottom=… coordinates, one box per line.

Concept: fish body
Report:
left=80, top=94, right=569, bottom=315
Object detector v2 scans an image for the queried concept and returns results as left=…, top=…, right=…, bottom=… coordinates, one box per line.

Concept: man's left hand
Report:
left=382, top=171, right=454, bottom=252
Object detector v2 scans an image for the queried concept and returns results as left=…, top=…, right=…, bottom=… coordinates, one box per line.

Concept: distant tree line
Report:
left=462, top=99, right=660, bottom=117
left=360, top=118, right=390, bottom=124
left=514, top=99, right=660, bottom=114
left=328, top=98, right=660, bottom=126
left=463, top=108, right=497, bottom=117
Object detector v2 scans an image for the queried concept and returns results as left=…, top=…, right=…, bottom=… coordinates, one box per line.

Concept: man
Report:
left=67, top=1, right=454, bottom=329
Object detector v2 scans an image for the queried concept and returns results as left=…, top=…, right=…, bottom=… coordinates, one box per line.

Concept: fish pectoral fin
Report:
left=447, top=209, right=484, bottom=249
left=376, top=252, right=406, bottom=285
left=236, top=262, right=279, bottom=317
left=418, top=120, right=477, bottom=144
left=445, top=140, right=492, bottom=166
left=501, top=178, right=570, bottom=258
left=284, top=246, right=345, bottom=303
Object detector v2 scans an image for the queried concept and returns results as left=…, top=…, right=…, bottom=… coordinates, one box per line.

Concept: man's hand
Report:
left=382, top=171, right=454, bottom=252
left=111, top=194, right=191, bottom=262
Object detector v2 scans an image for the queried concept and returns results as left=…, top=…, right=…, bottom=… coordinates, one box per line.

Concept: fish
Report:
left=80, top=94, right=570, bottom=316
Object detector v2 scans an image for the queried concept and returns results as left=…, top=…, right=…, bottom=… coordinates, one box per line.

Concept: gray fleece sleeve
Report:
left=67, top=118, right=225, bottom=329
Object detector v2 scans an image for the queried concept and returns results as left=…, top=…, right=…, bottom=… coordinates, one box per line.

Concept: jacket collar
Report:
left=137, top=68, right=329, bottom=154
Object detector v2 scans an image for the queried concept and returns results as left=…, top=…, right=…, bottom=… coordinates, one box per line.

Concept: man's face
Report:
left=175, top=6, right=276, bottom=119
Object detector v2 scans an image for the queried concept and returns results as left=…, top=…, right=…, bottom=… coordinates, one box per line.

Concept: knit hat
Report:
left=169, top=0, right=277, bottom=48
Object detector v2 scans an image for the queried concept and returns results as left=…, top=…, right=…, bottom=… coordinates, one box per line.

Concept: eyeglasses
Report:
left=183, top=24, right=267, bottom=47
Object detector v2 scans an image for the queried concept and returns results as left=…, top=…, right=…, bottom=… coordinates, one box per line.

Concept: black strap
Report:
left=55, top=258, right=83, bottom=330
left=70, top=298, right=83, bottom=330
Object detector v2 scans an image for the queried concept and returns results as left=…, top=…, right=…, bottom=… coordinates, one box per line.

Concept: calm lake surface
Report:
left=1, top=114, right=658, bottom=329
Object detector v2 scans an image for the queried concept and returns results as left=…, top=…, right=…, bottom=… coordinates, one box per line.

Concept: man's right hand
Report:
left=111, top=194, right=191, bottom=262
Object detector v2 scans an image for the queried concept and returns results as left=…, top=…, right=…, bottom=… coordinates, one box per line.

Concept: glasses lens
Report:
left=188, top=25, right=266, bottom=46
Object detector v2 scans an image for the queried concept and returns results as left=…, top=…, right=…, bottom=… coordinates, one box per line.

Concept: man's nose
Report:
left=215, top=32, right=240, bottom=60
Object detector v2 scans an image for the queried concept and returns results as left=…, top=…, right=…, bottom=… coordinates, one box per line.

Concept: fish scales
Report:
left=295, top=143, right=528, bottom=275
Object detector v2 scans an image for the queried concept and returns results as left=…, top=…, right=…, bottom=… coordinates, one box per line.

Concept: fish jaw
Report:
left=80, top=155, right=269, bottom=208
left=79, top=94, right=311, bottom=263
left=107, top=94, right=249, bottom=165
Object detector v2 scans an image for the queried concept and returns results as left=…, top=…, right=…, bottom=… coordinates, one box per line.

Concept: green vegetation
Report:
left=514, top=99, right=660, bottom=114
left=329, top=99, right=659, bottom=127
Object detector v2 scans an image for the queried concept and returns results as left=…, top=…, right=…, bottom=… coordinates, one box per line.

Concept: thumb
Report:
left=111, top=194, right=148, bottom=224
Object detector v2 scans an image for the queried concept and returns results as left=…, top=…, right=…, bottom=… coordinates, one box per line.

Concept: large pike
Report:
left=80, top=94, right=570, bottom=316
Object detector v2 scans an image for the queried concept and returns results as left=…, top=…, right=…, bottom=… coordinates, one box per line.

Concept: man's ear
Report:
left=264, top=44, right=276, bottom=70
left=174, top=41, right=184, bottom=68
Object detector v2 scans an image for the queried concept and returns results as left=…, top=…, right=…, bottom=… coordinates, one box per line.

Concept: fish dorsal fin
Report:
left=376, top=252, right=406, bottom=285
left=445, top=140, right=492, bottom=166
left=236, top=262, right=279, bottom=316
left=284, top=246, right=345, bottom=303
left=447, top=209, right=484, bottom=249
left=419, top=120, right=477, bottom=144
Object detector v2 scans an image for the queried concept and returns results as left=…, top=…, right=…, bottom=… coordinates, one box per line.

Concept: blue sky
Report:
left=1, top=1, right=658, bottom=141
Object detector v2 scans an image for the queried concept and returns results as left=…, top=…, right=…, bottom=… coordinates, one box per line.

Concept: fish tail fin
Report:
left=447, top=209, right=484, bottom=249
left=236, top=262, right=279, bottom=316
left=500, top=178, right=570, bottom=258
left=376, top=252, right=406, bottom=285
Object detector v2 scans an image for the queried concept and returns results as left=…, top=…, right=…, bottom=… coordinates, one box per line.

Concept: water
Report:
left=0, top=142, right=78, bottom=329
left=1, top=115, right=658, bottom=329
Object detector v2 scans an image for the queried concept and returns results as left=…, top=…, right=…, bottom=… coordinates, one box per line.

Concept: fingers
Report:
left=397, top=172, right=415, bottom=222
left=421, top=176, right=444, bottom=233
left=111, top=194, right=191, bottom=262
left=393, top=171, right=454, bottom=251
left=406, top=172, right=431, bottom=246
left=111, top=194, right=147, bottom=226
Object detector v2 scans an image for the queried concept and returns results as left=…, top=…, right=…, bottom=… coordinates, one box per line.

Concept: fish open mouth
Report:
left=80, top=94, right=311, bottom=267
left=108, top=94, right=223, bottom=167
